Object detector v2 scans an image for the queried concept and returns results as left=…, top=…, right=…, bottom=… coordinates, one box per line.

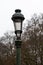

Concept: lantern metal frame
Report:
left=11, top=9, right=25, bottom=37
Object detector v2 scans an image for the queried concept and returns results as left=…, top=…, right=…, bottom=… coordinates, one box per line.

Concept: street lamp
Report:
left=11, top=9, right=25, bottom=65
left=12, top=9, right=25, bottom=38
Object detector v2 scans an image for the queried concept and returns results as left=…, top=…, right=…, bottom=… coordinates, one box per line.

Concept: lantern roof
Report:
left=11, top=9, right=25, bottom=21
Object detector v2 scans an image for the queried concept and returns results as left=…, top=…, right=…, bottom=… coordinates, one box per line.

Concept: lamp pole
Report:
left=11, top=9, right=25, bottom=65
left=15, top=40, right=22, bottom=65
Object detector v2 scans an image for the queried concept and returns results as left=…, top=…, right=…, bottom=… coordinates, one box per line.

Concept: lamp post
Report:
left=11, top=9, right=25, bottom=65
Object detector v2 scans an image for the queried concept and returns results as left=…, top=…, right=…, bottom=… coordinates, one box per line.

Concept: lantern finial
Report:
left=15, top=9, right=21, bottom=13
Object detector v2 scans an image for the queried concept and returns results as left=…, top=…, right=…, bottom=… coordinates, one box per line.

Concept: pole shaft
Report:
left=16, top=47, right=21, bottom=65
left=15, top=40, right=22, bottom=65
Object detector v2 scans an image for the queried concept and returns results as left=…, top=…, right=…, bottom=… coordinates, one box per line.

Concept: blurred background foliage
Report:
left=0, top=13, right=43, bottom=65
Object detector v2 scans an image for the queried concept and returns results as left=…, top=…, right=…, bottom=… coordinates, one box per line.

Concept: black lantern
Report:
left=11, top=9, right=25, bottom=38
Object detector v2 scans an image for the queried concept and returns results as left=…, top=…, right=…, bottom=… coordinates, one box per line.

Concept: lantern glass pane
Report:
left=14, top=19, right=21, bottom=31
left=15, top=22, right=21, bottom=30
left=17, top=33, right=20, bottom=37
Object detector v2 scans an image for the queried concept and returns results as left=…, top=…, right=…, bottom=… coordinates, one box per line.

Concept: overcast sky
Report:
left=0, top=0, right=43, bottom=37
